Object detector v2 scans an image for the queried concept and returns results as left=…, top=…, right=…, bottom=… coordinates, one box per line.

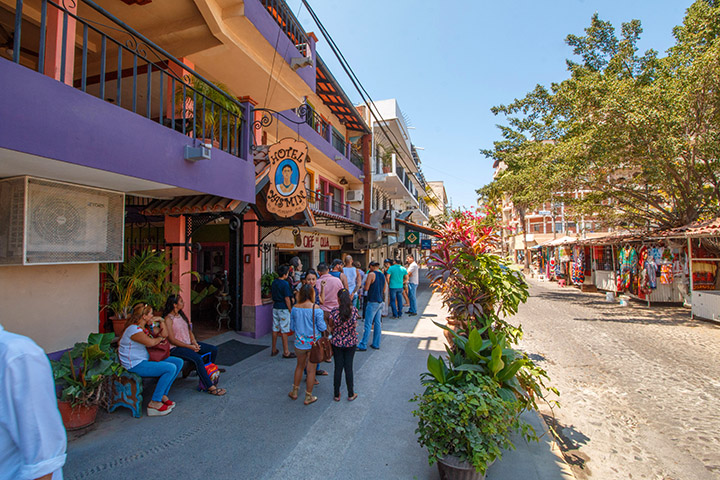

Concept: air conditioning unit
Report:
left=0, top=177, right=125, bottom=265
left=353, top=230, right=379, bottom=250
left=290, top=43, right=313, bottom=71
left=346, top=190, right=364, bottom=203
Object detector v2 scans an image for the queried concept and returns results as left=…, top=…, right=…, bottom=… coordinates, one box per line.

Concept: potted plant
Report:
left=175, top=75, right=244, bottom=148
left=101, top=248, right=176, bottom=336
left=51, top=333, right=123, bottom=430
left=261, top=271, right=278, bottom=300
left=380, top=148, right=393, bottom=173
left=412, top=209, right=557, bottom=478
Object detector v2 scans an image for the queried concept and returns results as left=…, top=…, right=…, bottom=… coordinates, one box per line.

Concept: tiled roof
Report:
left=310, top=208, right=374, bottom=230
left=142, top=195, right=245, bottom=216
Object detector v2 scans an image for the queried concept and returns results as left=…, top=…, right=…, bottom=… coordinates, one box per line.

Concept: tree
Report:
left=481, top=2, right=720, bottom=230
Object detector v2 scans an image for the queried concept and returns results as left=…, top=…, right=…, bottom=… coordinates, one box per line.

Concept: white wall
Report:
left=0, top=263, right=99, bottom=353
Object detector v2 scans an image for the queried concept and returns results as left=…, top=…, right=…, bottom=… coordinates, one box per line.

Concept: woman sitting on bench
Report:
left=164, top=295, right=227, bottom=396
left=118, top=304, right=184, bottom=416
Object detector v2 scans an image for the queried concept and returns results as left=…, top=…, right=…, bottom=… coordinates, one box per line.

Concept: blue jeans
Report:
left=129, top=357, right=183, bottom=402
left=358, top=301, right=383, bottom=349
left=389, top=288, right=404, bottom=317
left=407, top=283, right=418, bottom=314
left=170, top=342, right=218, bottom=390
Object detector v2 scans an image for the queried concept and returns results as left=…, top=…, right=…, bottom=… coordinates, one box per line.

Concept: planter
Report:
left=382, top=166, right=391, bottom=173
left=111, top=316, right=127, bottom=338
left=437, top=456, right=490, bottom=480
left=57, top=401, right=98, bottom=430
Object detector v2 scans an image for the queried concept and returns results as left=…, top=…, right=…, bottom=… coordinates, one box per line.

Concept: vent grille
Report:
left=0, top=177, right=125, bottom=265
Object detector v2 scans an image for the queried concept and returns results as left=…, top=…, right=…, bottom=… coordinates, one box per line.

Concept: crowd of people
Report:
left=270, top=254, right=421, bottom=405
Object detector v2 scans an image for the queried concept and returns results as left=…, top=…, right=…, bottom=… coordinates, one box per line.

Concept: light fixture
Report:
left=339, top=177, right=348, bottom=185
left=334, top=155, right=343, bottom=162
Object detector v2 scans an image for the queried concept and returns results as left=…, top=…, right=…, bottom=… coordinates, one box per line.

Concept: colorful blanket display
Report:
left=617, top=246, right=637, bottom=292
left=571, top=248, right=585, bottom=284
left=692, top=261, right=717, bottom=290
left=616, top=244, right=688, bottom=293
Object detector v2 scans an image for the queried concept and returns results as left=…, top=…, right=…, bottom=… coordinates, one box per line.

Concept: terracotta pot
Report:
left=437, top=456, right=488, bottom=480
left=382, top=166, right=391, bottom=173
left=111, top=316, right=127, bottom=338
left=57, top=400, right=98, bottom=430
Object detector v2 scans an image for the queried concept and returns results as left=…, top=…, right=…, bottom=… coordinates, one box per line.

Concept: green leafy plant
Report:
left=176, top=75, right=244, bottom=143
left=412, top=371, right=530, bottom=474
left=51, top=333, right=124, bottom=407
left=261, top=271, right=278, bottom=298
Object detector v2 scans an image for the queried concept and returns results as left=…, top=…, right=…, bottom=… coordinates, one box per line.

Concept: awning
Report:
left=310, top=208, right=375, bottom=231
left=142, top=195, right=247, bottom=216
left=396, top=218, right=440, bottom=237
left=316, top=57, right=370, bottom=134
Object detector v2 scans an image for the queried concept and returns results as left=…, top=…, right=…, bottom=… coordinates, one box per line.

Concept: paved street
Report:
left=517, top=279, right=720, bottom=480
left=62, top=274, right=571, bottom=480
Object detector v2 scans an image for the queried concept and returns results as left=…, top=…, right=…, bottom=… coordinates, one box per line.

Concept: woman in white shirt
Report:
left=119, top=304, right=184, bottom=416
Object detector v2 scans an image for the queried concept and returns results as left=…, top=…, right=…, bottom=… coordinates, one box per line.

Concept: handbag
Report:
left=197, top=352, right=220, bottom=391
left=147, top=338, right=170, bottom=362
left=309, top=304, right=333, bottom=364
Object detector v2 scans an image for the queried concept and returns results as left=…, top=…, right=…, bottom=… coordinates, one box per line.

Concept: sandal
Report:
left=163, top=399, right=176, bottom=407
left=316, top=369, right=329, bottom=376
left=348, top=393, right=358, bottom=402
left=271, top=349, right=279, bottom=357
left=147, top=403, right=173, bottom=416
left=333, top=396, right=341, bottom=402
left=207, top=386, right=226, bottom=396
left=304, top=391, right=318, bottom=405
left=288, top=385, right=299, bottom=400
left=282, top=352, right=297, bottom=359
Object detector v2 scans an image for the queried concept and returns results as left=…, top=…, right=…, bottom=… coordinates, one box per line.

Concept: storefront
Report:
left=262, top=227, right=344, bottom=272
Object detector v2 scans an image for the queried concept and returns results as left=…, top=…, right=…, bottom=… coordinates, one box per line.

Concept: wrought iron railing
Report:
left=307, top=191, right=364, bottom=223
left=259, top=0, right=309, bottom=49
left=6, top=0, right=246, bottom=158
left=296, top=104, right=329, bottom=138
left=331, top=129, right=346, bottom=155
left=350, top=145, right=364, bottom=170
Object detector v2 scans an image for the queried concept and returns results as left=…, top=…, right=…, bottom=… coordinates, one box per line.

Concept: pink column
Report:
left=44, top=2, right=77, bottom=84
left=164, top=215, right=192, bottom=322
left=243, top=211, right=262, bottom=307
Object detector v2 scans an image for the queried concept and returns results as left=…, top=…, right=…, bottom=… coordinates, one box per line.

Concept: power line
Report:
left=300, top=0, right=446, bottom=207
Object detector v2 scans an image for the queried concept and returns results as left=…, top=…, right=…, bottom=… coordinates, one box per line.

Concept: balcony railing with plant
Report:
left=6, top=0, right=246, bottom=158
left=350, top=144, right=364, bottom=170
left=295, top=103, right=329, bottom=139
left=307, top=190, right=364, bottom=223
left=331, top=128, right=347, bottom=155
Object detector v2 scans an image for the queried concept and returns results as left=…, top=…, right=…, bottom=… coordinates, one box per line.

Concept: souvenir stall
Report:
left=683, top=218, right=720, bottom=321
left=541, top=236, right=577, bottom=283
left=614, top=236, right=689, bottom=305
left=569, top=244, right=593, bottom=290
left=590, top=241, right=618, bottom=292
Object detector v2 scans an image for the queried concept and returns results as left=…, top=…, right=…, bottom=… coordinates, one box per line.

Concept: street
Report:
left=517, top=279, right=720, bottom=480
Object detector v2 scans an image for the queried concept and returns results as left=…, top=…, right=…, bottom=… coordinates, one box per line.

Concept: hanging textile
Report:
left=617, top=245, right=638, bottom=292
left=637, top=246, right=652, bottom=294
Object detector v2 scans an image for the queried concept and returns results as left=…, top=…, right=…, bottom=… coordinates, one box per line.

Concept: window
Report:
left=305, top=169, right=315, bottom=200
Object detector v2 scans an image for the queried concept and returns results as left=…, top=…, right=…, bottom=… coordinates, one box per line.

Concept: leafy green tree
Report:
left=481, top=2, right=720, bottom=229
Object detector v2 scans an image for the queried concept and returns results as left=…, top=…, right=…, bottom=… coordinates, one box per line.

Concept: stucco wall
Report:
left=0, top=263, right=98, bottom=353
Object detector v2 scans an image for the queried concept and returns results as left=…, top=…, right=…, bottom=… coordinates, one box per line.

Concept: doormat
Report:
left=215, top=340, right=268, bottom=366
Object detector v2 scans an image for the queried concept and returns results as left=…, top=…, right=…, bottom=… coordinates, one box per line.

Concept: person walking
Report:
left=164, top=295, right=226, bottom=396
left=288, top=284, right=327, bottom=405
left=386, top=259, right=408, bottom=319
left=329, top=288, right=359, bottom=401
left=357, top=261, right=386, bottom=351
left=0, top=324, right=67, bottom=480
left=271, top=265, right=296, bottom=359
left=405, top=255, right=419, bottom=316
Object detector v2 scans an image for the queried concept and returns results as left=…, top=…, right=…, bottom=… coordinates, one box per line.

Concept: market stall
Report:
left=679, top=218, right=720, bottom=321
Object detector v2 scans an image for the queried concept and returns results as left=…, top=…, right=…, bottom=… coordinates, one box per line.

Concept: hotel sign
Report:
left=266, top=138, right=308, bottom=218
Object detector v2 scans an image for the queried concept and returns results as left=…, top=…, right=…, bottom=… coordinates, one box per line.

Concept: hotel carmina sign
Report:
left=266, top=138, right=308, bottom=218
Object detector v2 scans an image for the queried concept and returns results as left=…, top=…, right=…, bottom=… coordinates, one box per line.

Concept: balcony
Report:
left=350, top=145, right=364, bottom=171
left=372, top=153, right=419, bottom=205
left=0, top=0, right=254, bottom=202
left=308, top=191, right=365, bottom=224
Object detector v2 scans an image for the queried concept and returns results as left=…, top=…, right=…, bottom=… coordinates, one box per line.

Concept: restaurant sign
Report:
left=266, top=138, right=308, bottom=218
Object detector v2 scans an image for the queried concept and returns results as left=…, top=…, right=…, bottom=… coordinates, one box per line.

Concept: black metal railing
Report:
left=7, top=0, right=246, bottom=158
left=307, top=191, right=364, bottom=223
left=331, top=129, right=346, bottom=155
left=296, top=104, right=329, bottom=138
left=350, top=145, right=363, bottom=170
left=259, top=0, right=309, bottom=49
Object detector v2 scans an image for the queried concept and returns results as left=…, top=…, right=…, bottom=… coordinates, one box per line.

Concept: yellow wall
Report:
left=0, top=263, right=99, bottom=353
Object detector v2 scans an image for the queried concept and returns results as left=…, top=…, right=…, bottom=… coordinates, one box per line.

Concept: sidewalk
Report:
left=63, top=273, right=574, bottom=480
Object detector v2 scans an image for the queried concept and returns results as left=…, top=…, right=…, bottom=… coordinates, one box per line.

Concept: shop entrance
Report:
left=277, top=250, right=313, bottom=271
left=319, top=250, right=342, bottom=265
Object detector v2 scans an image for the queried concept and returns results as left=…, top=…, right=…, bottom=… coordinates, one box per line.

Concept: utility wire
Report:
left=300, top=0, right=445, bottom=208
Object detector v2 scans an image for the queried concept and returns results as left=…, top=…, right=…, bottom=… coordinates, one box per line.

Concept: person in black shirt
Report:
left=271, top=265, right=296, bottom=358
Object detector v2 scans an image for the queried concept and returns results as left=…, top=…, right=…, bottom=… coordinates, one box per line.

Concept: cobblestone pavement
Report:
left=517, top=279, right=720, bottom=480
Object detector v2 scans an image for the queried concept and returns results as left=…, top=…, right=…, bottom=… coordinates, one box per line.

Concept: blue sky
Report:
left=288, top=0, right=694, bottom=210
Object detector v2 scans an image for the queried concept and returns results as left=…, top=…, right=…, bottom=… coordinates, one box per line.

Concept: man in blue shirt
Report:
left=386, top=259, right=408, bottom=319
left=271, top=265, right=296, bottom=359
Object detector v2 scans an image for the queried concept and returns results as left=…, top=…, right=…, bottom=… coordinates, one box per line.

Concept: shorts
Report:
left=272, top=309, right=291, bottom=333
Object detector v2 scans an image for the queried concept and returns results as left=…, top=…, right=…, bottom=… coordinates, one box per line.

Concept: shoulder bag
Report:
left=309, top=304, right=333, bottom=364
left=147, top=337, right=171, bottom=362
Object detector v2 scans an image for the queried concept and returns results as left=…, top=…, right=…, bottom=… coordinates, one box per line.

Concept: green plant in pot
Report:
left=261, top=271, right=278, bottom=299
left=176, top=75, right=244, bottom=148
left=50, top=333, right=123, bottom=430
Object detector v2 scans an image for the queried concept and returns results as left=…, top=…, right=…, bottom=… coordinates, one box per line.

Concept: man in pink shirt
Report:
left=317, top=262, right=344, bottom=322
